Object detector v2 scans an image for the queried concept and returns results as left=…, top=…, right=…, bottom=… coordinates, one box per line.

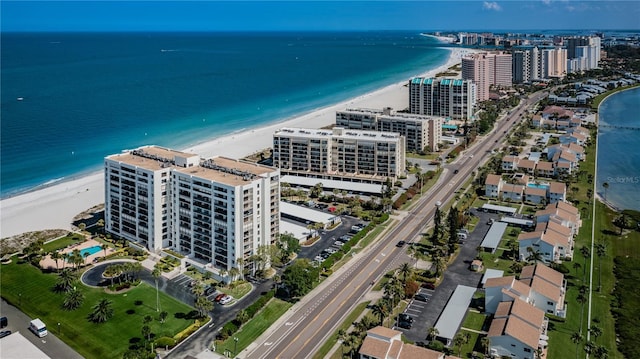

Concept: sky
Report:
left=1, top=1, right=639, bottom=32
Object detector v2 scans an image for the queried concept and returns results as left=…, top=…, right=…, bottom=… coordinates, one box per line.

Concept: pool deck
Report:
left=39, top=239, right=116, bottom=270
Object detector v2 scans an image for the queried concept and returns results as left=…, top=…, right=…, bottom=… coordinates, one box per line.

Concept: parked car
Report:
left=414, top=294, right=429, bottom=302
left=204, top=286, right=216, bottom=296
left=399, top=313, right=413, bottom=323
left=0, top=330, right=11, bottom=339
left=220, top=295, right=234, bottom=305
left=421, top=282, right=436, bottom=290
left=214, top=293, right=226, bottom=302
left=334, top=241, right=344, bottom=247
left=398, top=320, right=412, bottom=329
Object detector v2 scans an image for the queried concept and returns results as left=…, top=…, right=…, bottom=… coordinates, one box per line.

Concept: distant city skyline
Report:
left=2, top=1, right=639, bottom=32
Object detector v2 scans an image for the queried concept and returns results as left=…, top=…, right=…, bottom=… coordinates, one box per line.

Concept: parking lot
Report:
left=298, top=215, right=367, bottom=263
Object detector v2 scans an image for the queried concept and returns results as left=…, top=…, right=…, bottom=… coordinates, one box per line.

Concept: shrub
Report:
left=219, top=321, right=238, bottom=340
left=155, top=336, right=177, bottom=349
left=173, top=320, right=201, bottom=342
left=404, top=280, right=419, bottom=298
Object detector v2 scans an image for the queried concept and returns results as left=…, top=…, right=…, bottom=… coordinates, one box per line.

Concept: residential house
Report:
left=525, top=187, right=547, bottom=205
left=485, top=174, right=503, bottom=198
left=500, top=183, right=524, bottom=202
left=518, top=229, right=570, bottom=264
left=552, top=150, right=578, bottom=175
left=484, top=276, right=532, bottom=314
left=535, top=202, right=581, bottom=236
left=488, top=298, right=548, bottom=359
left=520, top=264, right=567, bottom=318
left=502, top=156, right=520, bottom=172
left=359, top=326, right=451, bottom=359
left=518, top=159, right=537, bottom=176
left=535, top=161, right=555, bottom=178
left=549, top=182, right=567, bottom=203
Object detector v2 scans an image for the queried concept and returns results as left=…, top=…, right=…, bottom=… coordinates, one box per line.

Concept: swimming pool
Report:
left=527, top=183, right=548, bottom=190
left=80, top=245, right=102, bottom=257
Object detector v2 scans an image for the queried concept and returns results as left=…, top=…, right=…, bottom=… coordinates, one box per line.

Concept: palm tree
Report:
left=572, top=262, right=582, bottom=278
left=237, top=257, right=246, bottom=280
left=191, top=281, right=204, bottom=297
left=371, top=303, right=388, bottom=326
left=526, top=246, right=543, bottom=263
left=62, top=288, right=84, bottom=310
left=194, top=296, right=213, bottom=317
left=397, top=262, right=412, bottom=286
left=571, top=331, right=583, bottom=359
left=337, top=329, right=348, bottom=358
left=56, top=268, right=78, bottom=293
left=152, top=267, right=161, bottom=312
left=594, top=345, right=609, bottom=359
left=51, top=251, right=63, bottom=272
left=236, top=309, right=249, bottom=325
left=141, top=325, right=151, bottom=342
left=595, top=242, right=606, bottom=291
left=576, top=293, right=587, bottom=334
left=89, top=299, right=114, bottom=323
left=589, top=325, right=602, bottom=343
left=159, top=311, right=168, bottom=324
left=101, top=243, right=109, bottom=257
left=584, top=341, right=596, bottom=356
left=480, top=336, right=490, bottom=357
left=580, top=246, right=590, bottom=280
left=229, top=267, right=240, bottom=283
left=453, top=332, right=468, bottom=357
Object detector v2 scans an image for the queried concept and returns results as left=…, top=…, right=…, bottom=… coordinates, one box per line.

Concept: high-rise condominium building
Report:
left=272, top=127, right=405, bottom=182
left=409, top=78, right=476, bottom=121
left=461, top=52, right=513, bottom=101
left=541, top=47, right=567, bottom=79
left=336, top=107, right=443, bottom=152
left=105, top=146, right=280, bottom=280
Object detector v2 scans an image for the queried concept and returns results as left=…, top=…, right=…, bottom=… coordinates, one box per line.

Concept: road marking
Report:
left=285, top=322, right=293, bottom=326
left=264, top=342, right=272, bottom=346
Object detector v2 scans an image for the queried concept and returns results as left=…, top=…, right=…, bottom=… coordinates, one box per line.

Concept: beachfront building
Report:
left=336, top=107, right=442, bottom=152
left=409, top=77, right=476, bottom=121
left=273, top=127, right=405, bottom=184
left=104, top=145, right=280, bottom=281
left=461, top=52, right=512, bottom=101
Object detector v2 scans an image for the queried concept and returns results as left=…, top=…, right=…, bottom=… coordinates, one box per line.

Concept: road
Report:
left=242, top=92, right=547, bottom=359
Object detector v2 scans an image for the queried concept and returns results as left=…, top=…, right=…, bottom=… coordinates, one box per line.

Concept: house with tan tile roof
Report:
left=535, top=161, right=555, bottom=178
left=502, top=156, right=520, bottom=172
left=525, top=186, right=547, bottom=205
left=500, top=183, right=524, bottom=203
left=359, top=326, right=446, bottom=359
left=517, top=159, right=537, bottom=175
left=488, top=313, right=546, bottom=359
left=485, top=174, right=502, bottom=198
left=568, top=125, right=590, bottom=138
left=536, top=202, right=581, bottom=236
left=484, top=276, right=532, bottom=313
left=549, top=182, right=567, bottom=203
left=520, top=275, right=567, bottom=318
left=518, top=229, right=571, bottom=264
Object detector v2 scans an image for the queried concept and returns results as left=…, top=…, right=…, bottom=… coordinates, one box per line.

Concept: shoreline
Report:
left=0, top=46, right=476, bottom=238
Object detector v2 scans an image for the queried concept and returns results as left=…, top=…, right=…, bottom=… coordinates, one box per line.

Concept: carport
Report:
left=481, top=204, right=517, bottom=215
left=480, top=222, right=508, bottom=254
left=280, top=201, right=341, bottom=229
left=433, top=285, right=476, bottom=346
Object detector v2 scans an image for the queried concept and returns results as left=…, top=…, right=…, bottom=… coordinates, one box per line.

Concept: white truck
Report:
left=29, top=318, right=47, bottom=337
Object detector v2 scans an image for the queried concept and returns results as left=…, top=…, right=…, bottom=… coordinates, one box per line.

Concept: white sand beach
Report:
left=0, top=46, right=474, bottom=238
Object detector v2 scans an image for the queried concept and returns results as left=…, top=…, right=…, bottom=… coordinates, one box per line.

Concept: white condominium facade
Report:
left=542, top=47, right=567, bottom=79
left=336, top=107, right=443, bottom=152
left=409, top=77, right=476, bottom=121
left=273, top=127, right=405, bottom=182
left=105, top=146, right=280, bottom=279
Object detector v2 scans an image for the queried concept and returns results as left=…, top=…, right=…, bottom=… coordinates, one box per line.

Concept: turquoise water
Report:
left=80, top=246, right=102, bottom=257
left=527, top=183, right=548, bottom=189
left=596, top=87, right=640, bottom=211
left=0, top=32, right=449, bottom=198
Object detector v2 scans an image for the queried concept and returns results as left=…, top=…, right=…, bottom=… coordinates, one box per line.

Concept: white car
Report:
left=220, top=295, right=234, bottom=305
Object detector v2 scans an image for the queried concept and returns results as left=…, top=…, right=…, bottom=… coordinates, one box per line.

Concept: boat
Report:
left=17, top=97, right=24, bottom=101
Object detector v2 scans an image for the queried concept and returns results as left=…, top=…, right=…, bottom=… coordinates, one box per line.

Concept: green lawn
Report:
left=42, top=233, right=86, bottom=253
left=1, top=258, right=195, bottom=359
left=462, top=310, right=488, bottom=332
left=223, top=282, right=252, bottom=299
left=215, top=298, right=292, bottom=356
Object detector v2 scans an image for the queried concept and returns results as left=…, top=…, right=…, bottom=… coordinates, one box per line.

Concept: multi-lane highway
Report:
left=240, top=91, right=547, bottom=359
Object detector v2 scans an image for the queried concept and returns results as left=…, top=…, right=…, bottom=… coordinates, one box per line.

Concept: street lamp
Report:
left=234, top=337, right=239, bottom=356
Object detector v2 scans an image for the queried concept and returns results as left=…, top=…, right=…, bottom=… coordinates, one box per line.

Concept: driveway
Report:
left=401, top=211, right=499, bottom=342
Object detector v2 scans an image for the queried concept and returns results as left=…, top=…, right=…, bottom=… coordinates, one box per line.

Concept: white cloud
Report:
left=483, top=1, right=502, bottom=11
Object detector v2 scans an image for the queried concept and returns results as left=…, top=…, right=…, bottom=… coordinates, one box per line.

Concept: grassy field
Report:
left=0, top=258, right=195, bottom=358
left=462, top=310, right=489, bottom=332
left=215, top=298, right=292, bottom=356
left=42, top=233, right=86, bottom=253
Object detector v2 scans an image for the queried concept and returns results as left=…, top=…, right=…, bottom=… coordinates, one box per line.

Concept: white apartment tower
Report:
left=273, top=127, right=405, bottom=182
left=409, top=77, right=476, bottom=121
left=105, top=146, right=280, bottom=280
left=336, top=107, right=443, bottom=152
left=541, top=47, right=567, bottom=79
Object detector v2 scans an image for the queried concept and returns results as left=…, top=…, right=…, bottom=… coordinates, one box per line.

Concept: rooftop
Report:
left=434, top=285, right=476, bottom=340
left=173, top=157, right=275, bottom=186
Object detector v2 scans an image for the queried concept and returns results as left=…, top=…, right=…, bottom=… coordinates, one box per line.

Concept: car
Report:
left=453, top=169, right=459, bottom=174
left=396, top=241, right=406, bottom=247
left=421, top=282, right=436, bottom=290
left=334, top=241, right=344, bottom=247
left=314, top=255, right=323, bottom=262
left=398, top=321, right=412, bottom=329
left=414, top=294, right=429, bottom=302
left=399, top=313, right=414, bottom=323
left=0, top=330, right=11, bottom=339
left=204, top=286, right=216, bottom=296
left=214, top=293, right=226, bottom=302
left=220, top=295, right=234, bottom=305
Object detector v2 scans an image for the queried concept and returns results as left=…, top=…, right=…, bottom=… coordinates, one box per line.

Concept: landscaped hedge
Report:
left=155, top=336, right=177, bottom=349
left=244, top=289, right=275, bottom=319
left=173, top=319, right=202, bottom=342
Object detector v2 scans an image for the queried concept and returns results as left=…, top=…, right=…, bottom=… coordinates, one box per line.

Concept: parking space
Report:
left=299, top=216, right=367, bottom=262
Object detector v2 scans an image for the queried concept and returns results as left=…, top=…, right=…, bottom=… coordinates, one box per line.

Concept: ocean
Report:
left=596, top=87, right=640, bottom=211
left=0, top=31, right=449, bottom=198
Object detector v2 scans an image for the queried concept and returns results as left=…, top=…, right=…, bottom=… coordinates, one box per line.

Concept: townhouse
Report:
left=359, top=326, right=459, bottom=359
left=488, top=298, right=548, bottom=359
